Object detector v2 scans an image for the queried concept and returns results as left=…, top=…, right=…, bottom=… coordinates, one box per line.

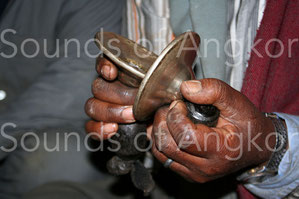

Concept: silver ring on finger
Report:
left=164, top=158, right=174, bottom=168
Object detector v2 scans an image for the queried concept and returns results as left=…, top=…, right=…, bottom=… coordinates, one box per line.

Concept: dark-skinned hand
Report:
left=85, top=56, right=138, bottom=139
left=85, top=57, right=276, bottom=183
left=151, top=79, right=276, bottom=183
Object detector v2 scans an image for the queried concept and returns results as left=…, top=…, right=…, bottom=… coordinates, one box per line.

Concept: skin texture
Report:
left=85, top=57, right=276, bottom=182
left=85, top=57, right=138, bottom=139
left=151, top=80, right=276, bottom=182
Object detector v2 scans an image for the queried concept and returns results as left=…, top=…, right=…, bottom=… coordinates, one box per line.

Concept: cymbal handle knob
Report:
left=185, top=102, right=220, bottom=127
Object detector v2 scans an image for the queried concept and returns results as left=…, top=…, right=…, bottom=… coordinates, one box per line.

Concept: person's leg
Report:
left=0, top=129, right=107, bottom=199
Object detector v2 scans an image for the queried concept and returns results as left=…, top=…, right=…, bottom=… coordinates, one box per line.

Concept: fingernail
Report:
left=182, top=80, right=202, bottom=95
left=121, top=107, right=135, bottom=122
left=103, top=123, right=118, bottom=133
left=169, top=100, right=179, bottom=110
left=101, top=65, right=111, bottom=78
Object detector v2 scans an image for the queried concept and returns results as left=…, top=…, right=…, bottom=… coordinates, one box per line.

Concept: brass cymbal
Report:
left=95, top=31, right=200, bottom=121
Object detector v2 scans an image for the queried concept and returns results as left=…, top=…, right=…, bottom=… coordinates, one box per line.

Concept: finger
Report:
left=85, top=120, right=117, bottom=140
left=96, top=56, right=118, bottom=80
left=168, top=101, right=243, bottom=166
left=151, top=137, right=193, bottom=180
left=146, top=124, right=153, bottom=140
left=152, top=107, right=209, bottom=172
left=92, top=77, right=137, bottom=105
left=166, top=100, right=218, bottom=157
left=85, top=98, right=135, bottom=123
left=181, top=79, right=256, bottom=120
left=152, top=143, right=213, bottom=183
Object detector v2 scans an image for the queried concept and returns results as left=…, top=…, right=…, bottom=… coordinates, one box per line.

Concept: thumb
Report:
left=181, top=78, right=255, bottom=119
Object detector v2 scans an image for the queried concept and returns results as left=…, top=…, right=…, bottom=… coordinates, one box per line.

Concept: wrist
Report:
left=238, top=113, right=288, bottom=184
left=261, top=116, right=276, bottom=163
left=263, top=113, right=288, bottom=170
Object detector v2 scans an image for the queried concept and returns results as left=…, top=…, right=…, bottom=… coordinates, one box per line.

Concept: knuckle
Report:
left=122, top=89, right=135, bottom=104
left=92, top=78, right=103, bottom=94
left=85, top=98, right=96, bottom=116
left=106, top=105, right=118, bottom=120
left=224, top=132, right=241, bottom=149
left=157, top=106, right=168, bottom=116
left=154, top=107, right=168, bottom=123
left=203, top=78, right=227, bottom=100
left=213, top=79, right=227, bottom=100
left=167, top=114, right=194, bottom=137
left=175, top=128, right=195, bottom=145
left=153, top=122, right=171, bottom=151
left=167, top=110, right=184, bottom=125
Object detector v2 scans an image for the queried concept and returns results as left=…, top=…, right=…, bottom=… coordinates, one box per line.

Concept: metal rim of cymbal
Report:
left=133, top=31, right=200, bottom=121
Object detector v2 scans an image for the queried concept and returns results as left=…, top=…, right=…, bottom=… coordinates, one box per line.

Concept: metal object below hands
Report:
left=106, top=123, right=155, bottom=194
left=94, top=31, right=219, bottom=193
